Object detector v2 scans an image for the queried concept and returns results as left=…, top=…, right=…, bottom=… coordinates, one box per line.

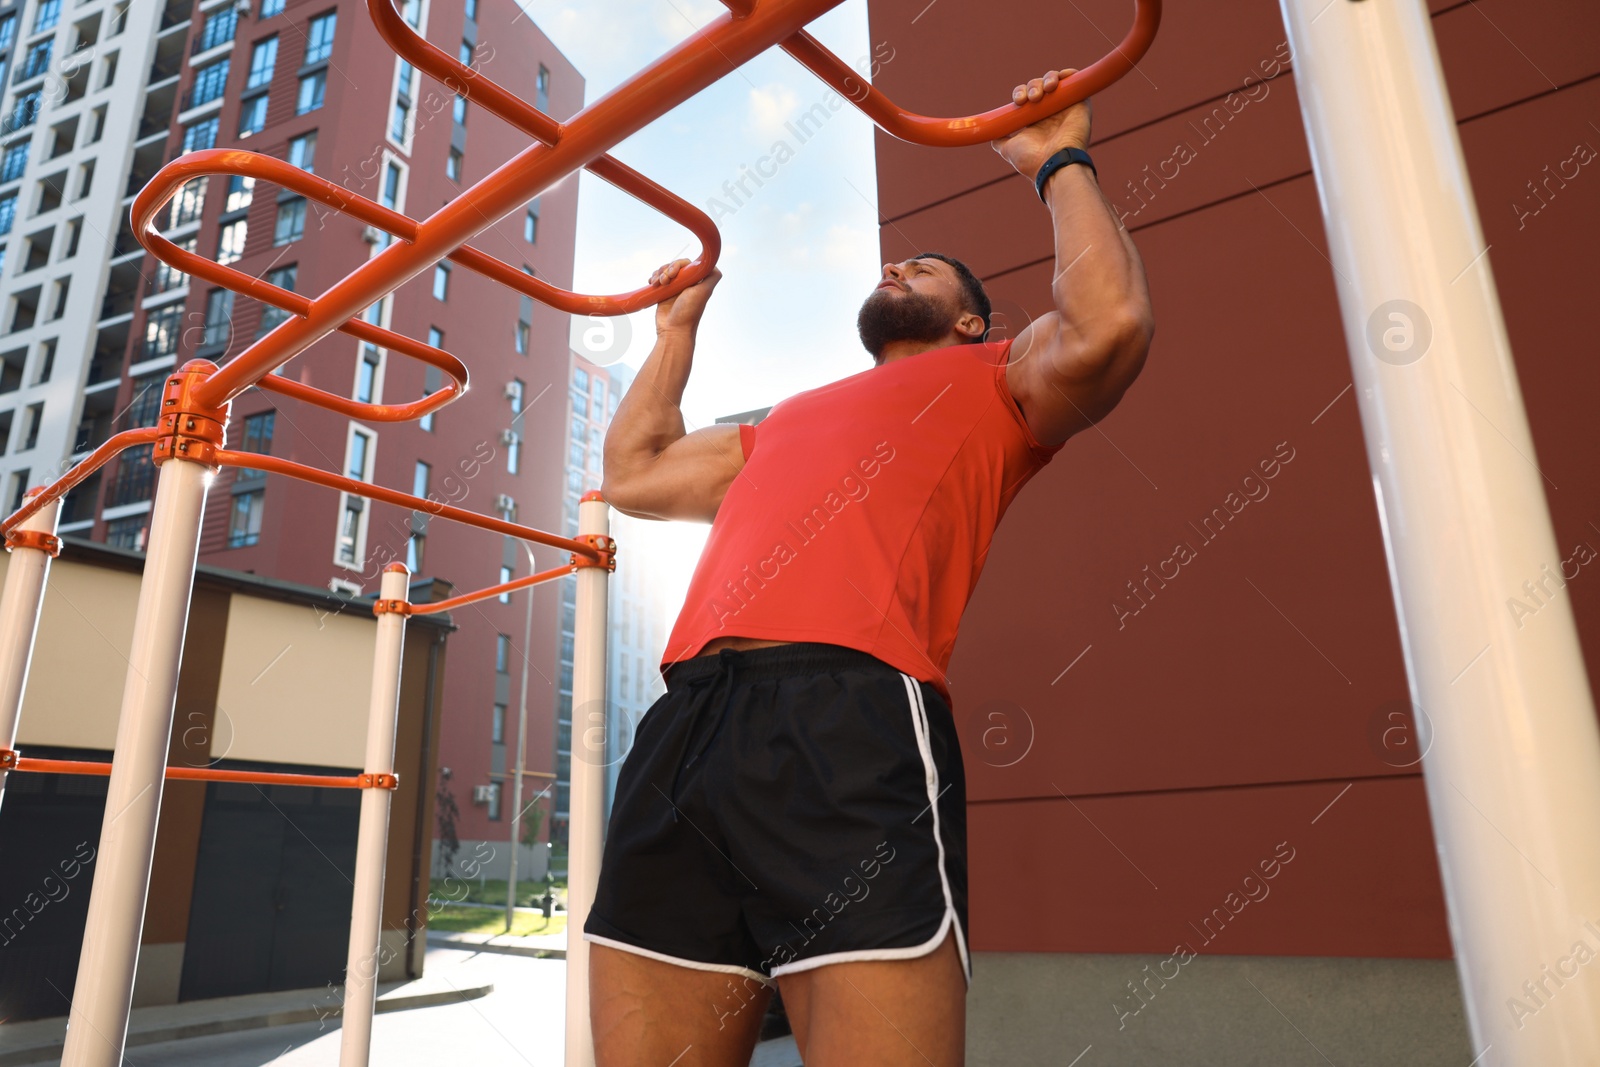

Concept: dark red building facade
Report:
left=866, top=0, right=1597, bottom=1060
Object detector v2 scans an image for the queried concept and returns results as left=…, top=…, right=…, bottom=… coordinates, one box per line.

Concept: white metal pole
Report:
left=1280, top=2, right=1600, bottom=1062
left=61, top=457, right=211, bottom=1067
left=0, top=490, right=60, bottom=811
left=339, top=563, right=411, bottom=1067
left=565, top=494, right=610, bottom=1067
left=507, top=542, right=536, bottom=932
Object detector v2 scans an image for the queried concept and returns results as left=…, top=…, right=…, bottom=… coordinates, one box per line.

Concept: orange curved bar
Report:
left=779, top=0, right=1162, bottom=147
left=0, top=428, right=162, bottom=536
left=410, top=563, right=577, bottom=616
left=211, top=449, right=602, bottom=560
left=132, top=153, right=469, bottom=422
left=8, top=756, right=368, bottom=788
left=366, top=0, right=722, bottom=311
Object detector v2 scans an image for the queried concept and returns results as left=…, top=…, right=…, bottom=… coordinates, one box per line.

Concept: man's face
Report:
left=857, top=257, right=967, bottom=361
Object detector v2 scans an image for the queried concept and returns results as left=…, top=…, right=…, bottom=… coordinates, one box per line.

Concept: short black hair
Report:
left=911, top=251, right=991, bottom=342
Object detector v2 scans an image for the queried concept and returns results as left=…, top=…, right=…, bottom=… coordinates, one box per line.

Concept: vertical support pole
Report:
left=507, top=543, right=537, bottom=932
left=565, top=492, right=611, bottom=1067
left=0, top=489, right=60, bottom=812
left=60, top=459, right=212, bottom=1067
left=1280, top=2, right=1600, bottom=1062
left=339, top=563, right=411, bottom=1067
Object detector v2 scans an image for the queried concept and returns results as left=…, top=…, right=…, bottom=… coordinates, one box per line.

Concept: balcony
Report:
left=105, top=456, right=156, bottom=508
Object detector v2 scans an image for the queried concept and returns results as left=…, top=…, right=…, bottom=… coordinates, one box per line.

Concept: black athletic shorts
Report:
left=584, top=641, right=970, bottom=989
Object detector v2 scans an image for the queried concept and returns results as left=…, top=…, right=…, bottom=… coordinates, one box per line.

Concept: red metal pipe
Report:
left=409, top=563, right=577, bottom=616
left=0, top=428, right=161, bottom=536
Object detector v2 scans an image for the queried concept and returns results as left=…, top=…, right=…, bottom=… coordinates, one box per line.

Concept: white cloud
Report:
left=745, top=83, right=800, bottom=141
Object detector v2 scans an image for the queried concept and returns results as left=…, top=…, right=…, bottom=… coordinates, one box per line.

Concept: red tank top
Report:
left=660, top=338, right=1065, bottom=706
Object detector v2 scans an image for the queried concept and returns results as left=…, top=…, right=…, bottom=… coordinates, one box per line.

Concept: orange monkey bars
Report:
left=0, top=750, right=398, bottom=791
left=0, top=1, right=1161, bottom=1065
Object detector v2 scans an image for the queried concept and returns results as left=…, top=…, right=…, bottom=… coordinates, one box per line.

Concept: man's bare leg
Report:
left=591, top=942, right=773, bottom=1067
left=778, top=928, right=966, bottom=1067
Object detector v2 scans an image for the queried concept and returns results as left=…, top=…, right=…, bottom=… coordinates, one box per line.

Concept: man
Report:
left=588, top=68, right=1153, bottom=1066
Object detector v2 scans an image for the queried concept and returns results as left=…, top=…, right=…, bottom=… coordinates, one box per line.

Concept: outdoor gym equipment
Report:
left=1, top=0, right=1596, bottom=1064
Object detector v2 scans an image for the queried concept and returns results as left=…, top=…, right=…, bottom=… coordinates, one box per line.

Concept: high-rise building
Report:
left=0, top=0, right=584, bottom=867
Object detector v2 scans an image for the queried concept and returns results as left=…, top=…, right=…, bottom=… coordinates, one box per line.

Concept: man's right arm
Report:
left=601, top=261, right=746, bottom=524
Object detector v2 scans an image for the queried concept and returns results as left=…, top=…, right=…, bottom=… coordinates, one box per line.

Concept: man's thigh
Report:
left=777, top=927, right=966, bottom=1067
left=591, top=942, right=773, bottom=1067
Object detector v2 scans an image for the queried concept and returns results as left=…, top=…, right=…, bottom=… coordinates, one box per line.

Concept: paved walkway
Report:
left=426, top=925, right=568, bottom=958
left=0, top=968, right=491, bottom=1067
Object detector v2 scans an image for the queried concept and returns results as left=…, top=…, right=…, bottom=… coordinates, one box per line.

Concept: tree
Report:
left=435, top=767, right=461, bottom=877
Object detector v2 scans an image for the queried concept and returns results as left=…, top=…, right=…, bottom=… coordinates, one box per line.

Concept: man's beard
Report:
left=857, top=287, right=957, bottom=361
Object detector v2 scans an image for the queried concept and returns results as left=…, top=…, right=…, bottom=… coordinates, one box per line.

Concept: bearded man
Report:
left=587, top=67, right=1154, bottom=1066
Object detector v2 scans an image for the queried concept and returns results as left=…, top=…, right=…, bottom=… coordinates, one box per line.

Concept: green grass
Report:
left=428, top=903, right=568, bottom=938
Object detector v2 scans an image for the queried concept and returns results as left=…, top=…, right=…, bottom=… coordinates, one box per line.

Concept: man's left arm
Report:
left=993, top=68, right=1156, bottom=448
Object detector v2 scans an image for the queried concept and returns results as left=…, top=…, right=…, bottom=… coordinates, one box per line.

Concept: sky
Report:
left=511, top=0, right=885, bottom=608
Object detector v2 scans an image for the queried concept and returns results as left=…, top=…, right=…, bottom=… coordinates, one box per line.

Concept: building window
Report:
left=389, top=99, right=409, bottom=143
left=33, top=0, right=61, bottom=34
left=496, top=634, right=510, bottom=673
left=190, top=59, right=230, bottom=108
left=406, top=531, right=424, bottom=571
left=260, top=0, right=284, bottom=16
left=336, top=427, right=374, bottom=566
left=304, top=12, right=337, bottom=64
left=1, top=142, right=29, bottom=183
left=238, top=94, right=268, bottom=138
left=486, top=783, right=501, bottom=821
left=451, top=95, right=466, bottom=125
left=536, top=66, right=550, bottom=112
left=225, top=174, right=254, bottom=212
left=20, top=40, right=51, bottom=81
left=497, top=565, right=512, bottom=604
left=507, top=433, right=520, bottom=474
left=273, top=198, right=306, bottom=245
left=296, top=70, right=325, bottom=113
left=168, top=177, right=207, bottom=227
left=247, top=36, right=278, bottom=89
left=524, top=200, right=539, bottom=243
left=240, top=409, right=274, bottom=458
left=183, top=117, right=220, bottom=153
left=0, top=15, right=13, bottom=52
left=573, top=367, right=589, bottom=392
left=258, top=265, right=296, bottom=335
left=514, top=321, right=530, bottom=356
left=216, top=218, right=247, bottom=263
left=492, top=703, right=506, bottom=743
left=432, top=263, right=449, bottom=301
left=464, top=0, right=477, bottom=20
left=105, top=515, right=146, bottom=551
left=446, top=148, right=462, bottom=181
left=143, top=304, right=183, bottom=358
left=288, top=131, right=317, bottom=172
left=228, top=490, right=264, bottom=547
left=380, top=161, right=402, bottom=209
left=150, top=238, right=194, bottom=294
left=0, top=193, right=15, bottom=235
left=202, top=287, right=234, bottom=349
left=195, top=6, right=235, bottom=51
left=5, top=91, right=41, bottom=134
left=412, top=460, right=429, bottom=499
left=356, top=345, right=379, bottom=403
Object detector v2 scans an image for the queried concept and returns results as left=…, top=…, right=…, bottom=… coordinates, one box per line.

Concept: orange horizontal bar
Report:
left=0, top=427, right=161, bottom=537
left=10, top=757, right=366, bottom=789
left=211, top=449, right=601, bottom=560
left=779, top=0, right=1161, bottom=147
left=410, top=562, right=576, bottom=616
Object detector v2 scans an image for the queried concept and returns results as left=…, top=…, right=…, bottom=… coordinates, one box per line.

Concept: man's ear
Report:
left=954, top=311, right=986, bottom=341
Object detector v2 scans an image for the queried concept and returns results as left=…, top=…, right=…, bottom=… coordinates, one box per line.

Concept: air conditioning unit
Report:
left=494, top=493, right=516, bottom=513
left=499, top=428, right=518, bottom=446
left=361, top=225, right=383, bottom=244
left=502, top=381, right=522, bottom=401
left=234, top=0, right=251, bottom=12
left=472, top=784, right=497, bottom=805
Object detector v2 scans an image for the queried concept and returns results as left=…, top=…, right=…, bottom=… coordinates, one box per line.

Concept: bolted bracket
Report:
left=152, top=360, right=230, bottom=469
left=5, top=530, right=61, bottom=557
left=570, top=534, right=617, bottom=573
left=357, top=772, right=400, bottom=790
left=372, top=598, right=413, bottom=617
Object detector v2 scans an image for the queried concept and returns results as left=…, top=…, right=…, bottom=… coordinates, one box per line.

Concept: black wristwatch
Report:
left=1034, top=146, right=1097, bottom=202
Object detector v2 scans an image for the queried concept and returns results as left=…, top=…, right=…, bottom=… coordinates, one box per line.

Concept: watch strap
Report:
left=1034, top=146, right=1097, bottom=202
